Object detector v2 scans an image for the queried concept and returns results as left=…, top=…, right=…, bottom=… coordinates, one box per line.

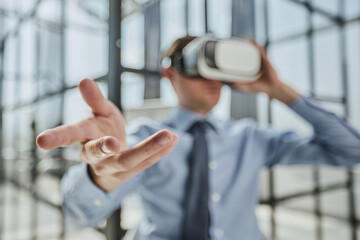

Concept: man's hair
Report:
left=160, top=36, right=197, bottom=66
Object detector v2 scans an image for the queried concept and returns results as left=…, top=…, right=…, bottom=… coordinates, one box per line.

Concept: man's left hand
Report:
left=231, top=42, right=300, bottom=105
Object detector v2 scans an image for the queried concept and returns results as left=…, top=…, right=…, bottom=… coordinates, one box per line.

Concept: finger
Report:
left=81, top=136, right=122, bottom=164
left=251, top=40, right=267, bottom=57
left=36, top=121, right=91, bottom=150
left=114, top=129, right=175, bottom=171
left=78, top=78, right=113, bottom=116
left=111, top=134, right=178, bottom=182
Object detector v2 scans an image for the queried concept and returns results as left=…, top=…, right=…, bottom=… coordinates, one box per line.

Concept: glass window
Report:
left=323, top=218, right=351, bottom=240
left=276, top=206, right=317, bottom=240
left=160, top=0, right=186, bottom=50
left=268, top=37, right=310, bottom=95
left=208, top=0, right=232, bottom=37
left=121, top=72, right=145, bottom=109
left=65, top=27, right=108, bottom=86
left=268, top=0, right=307, bottom=41
left=37, top=0, right=62, bottom=23
left=188, top=0, right=205, bottom=36
left=19, top=21, right=36, bottom=78
left=35, top=96, right=63, bottom=132
left=345, top=0, right=360, bottom=20
left=121, top=12, right=145, bottom=69
left=312, top=0, right=340, bottom=16
left=346, top=22, right=360, bottom=130
left=66, top=0, right=108, bottom=29
left=63, top=88, right=92, bottom=125
left=319, top=167, right=347, bottom=188
left=274, top=166, right=314, bottom=197
left=321, top=189, right=349, bottom=219
left=313, top=27, right=343, bottom=98
left=312, top=12, right=334, bottom=30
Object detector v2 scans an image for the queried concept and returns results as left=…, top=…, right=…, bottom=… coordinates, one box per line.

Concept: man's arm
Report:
left=233, top=42, right=360, bottom=166
left=262, top=96, right=360, bottom=166
left=37, top=79, right=178, bottom=227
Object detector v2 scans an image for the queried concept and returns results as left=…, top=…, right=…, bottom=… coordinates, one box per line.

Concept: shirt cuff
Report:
left=62, top=163, right=134, bottom=228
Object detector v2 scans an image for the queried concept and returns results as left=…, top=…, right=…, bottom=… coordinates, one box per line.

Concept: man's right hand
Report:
left=36, top=79, right=178, bottom=192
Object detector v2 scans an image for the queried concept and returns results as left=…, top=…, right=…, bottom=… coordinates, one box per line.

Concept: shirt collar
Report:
left=165, top=106, right=220, bottom=133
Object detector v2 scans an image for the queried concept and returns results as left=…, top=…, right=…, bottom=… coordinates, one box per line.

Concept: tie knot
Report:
left=187, top=121, right=208, bottom=135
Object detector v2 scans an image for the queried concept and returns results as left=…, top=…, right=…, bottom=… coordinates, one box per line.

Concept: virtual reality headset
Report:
left=166, top=37, right=262, bottom=82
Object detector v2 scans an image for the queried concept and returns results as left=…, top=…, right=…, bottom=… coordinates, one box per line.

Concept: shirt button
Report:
left=215, top=228, right=224, bottom=238
left=77, top=216, right=85, bottom=223
left=93, top=198, right=103, bottom=207
left=212, top=193, right=221, bottom=203
left=208, top=161, right=218, bottom=170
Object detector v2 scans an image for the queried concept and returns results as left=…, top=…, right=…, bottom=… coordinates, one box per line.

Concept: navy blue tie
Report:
left=182, top=121, right=210, bottom=240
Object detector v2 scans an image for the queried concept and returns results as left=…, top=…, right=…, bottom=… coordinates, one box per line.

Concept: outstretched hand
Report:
left=36, top=79, right=178, bottom=191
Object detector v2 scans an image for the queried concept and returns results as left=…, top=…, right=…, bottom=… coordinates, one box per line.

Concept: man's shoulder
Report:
left=221, top=117, right=259, bottom=132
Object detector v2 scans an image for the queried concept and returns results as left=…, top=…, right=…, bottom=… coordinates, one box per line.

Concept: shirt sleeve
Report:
left=61, top=121, right=151, bottom=229
left=263, top=96, right=360, bottom=167
left=61, top=163, right=140, bottom=228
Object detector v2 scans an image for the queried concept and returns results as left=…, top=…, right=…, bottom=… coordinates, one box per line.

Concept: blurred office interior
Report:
left=0, top=0, right=360, bottom=239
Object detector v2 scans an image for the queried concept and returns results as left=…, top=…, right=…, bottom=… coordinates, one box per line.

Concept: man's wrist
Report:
left=269, top=83, right=300, bottom=105
left=87, top=165, right=122, bottom=192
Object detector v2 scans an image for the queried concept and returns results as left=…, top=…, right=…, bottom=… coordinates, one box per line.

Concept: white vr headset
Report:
left=166, top=37, right=262, bottom=82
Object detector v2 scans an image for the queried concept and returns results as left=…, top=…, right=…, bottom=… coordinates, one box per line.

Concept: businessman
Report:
left=37, top=36, right=360, bottom=240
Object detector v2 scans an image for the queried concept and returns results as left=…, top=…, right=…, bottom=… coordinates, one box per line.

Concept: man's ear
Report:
left=161, top=67, right=177, bottom=82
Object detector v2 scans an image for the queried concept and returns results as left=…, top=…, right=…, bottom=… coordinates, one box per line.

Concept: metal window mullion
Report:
left=106, top=0, right=124, bottom=239
left=185, top=0, right=189, bottom=34
left=305, top=1, right=323, bottom=239
left=205, top=0, right=208, bottom=33
left=337, top=2, right=357, bottom=240
left=59, top=0, right=67, bottom=238
left=261, top=0, right=277, bottom=238
left=144, top=1, right=161, bottom=100
left=0, top=14, right=5, bottom=239
left=12, top=24, right=22, bottom=239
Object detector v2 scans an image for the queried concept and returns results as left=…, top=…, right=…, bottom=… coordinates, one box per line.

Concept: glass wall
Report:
left=255, top=0, right=360, bottom=239
left=0, top=0, right=108, bottom=238
left=0, top=0, right=359, bottom=239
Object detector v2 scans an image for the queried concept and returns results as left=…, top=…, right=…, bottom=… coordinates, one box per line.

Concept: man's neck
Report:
left=179, top=104, right=210, bottom=117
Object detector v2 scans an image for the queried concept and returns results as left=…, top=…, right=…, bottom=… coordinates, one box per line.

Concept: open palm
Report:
left=37, top=79, right=177, bottom=191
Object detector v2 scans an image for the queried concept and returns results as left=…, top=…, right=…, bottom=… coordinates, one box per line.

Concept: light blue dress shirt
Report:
left=62, top=97, right=360, bottom=240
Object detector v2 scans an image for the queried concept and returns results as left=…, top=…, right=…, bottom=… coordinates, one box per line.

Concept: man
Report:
left=37, top=36, right=360, bottom=240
